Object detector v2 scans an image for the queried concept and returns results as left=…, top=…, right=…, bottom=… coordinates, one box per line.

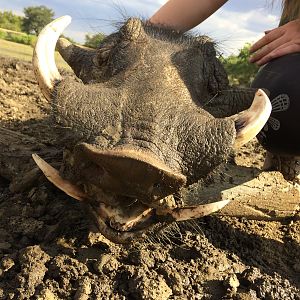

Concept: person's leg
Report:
left=251, top=53, right=300, bottom=184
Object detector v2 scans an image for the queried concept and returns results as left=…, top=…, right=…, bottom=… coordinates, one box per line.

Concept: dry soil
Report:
left=0, top=56, right=299, bottom=300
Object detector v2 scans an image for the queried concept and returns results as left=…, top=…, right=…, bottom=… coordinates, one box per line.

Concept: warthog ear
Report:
left=57, top=38, right=96, bottom=61
left=56, top=38, right=98, bottom=82
left=75, top=143, right=186, bottom=202
left=121, top=18, right=147, bottom=41
left=193, top=36, right=216, bottom=57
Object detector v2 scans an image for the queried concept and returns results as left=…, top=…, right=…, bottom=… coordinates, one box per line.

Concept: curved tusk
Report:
left=32, top=153, right=86, bottom=201
left=159, top=199, right=231, bottom=221
left=33, top=16, right=72, bottom=101
left=98, top=203, right=153, bottom=232
left=232, top=89, right=271, bottom=148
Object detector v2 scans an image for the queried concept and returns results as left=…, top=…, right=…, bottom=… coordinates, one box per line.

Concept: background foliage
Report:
left=84, top=33, right=105, bottom=48
left=0, top=7, right=74, bottom=47
left=0, top=11, right=23, bottom=32
left=0, top=29, right=36, bottom=46
left=221, top=43, right=259, bottom=87
left=22, top=6, right=54, bottom=35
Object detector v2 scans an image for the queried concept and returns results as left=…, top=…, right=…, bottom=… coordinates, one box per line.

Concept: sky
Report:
left=0, top=0, right=283, bottom=55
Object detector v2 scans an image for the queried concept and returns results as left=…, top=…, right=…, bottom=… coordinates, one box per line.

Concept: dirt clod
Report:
left=93, top=254, right=120, bottom=274
left=128, top=269, right=173, bottom=300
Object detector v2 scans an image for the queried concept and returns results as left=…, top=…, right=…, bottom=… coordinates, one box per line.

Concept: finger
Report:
left=250, top=28, right=284, bottom=53
left=264, top=29, right=274, bottom=35
left=255, top=43, right=300, bottom=66
left=269, top=43, right=300, bottom=59
left=249, top=36, right=286, bottom=63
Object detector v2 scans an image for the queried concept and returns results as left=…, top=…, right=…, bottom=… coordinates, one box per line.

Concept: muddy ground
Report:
left=0, top=56, right=299, bottom=299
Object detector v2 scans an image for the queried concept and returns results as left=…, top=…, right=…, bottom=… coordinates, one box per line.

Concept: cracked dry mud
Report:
left=0, top=56, right=299, bottom=299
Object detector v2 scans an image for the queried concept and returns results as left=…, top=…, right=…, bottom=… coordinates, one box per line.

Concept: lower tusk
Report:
left=233, top=89, right=271, bottom=148
left=32, top=153, right=86, bottom=201
left=164, top=199, right=231, bottom=221
left=33, top=16, right=72, bottom=101
left=98, top=203, right=153, bottom=232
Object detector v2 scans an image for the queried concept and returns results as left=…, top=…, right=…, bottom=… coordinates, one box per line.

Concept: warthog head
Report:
left=32, top=16, right=271, bottom=243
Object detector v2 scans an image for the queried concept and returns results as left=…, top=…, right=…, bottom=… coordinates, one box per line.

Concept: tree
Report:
left=84, top=33, right=105, bottom=48
left=0, top=11, right=23, bottom=32
left=221, top=43, right=259, bottom=87
left=22, top=6, right=54, bottom=35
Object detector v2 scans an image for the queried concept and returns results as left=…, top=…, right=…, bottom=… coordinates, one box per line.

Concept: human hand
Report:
left=249, top=19, right=300, bottom=66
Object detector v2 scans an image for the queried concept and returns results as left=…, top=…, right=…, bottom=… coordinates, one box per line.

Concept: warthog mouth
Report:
left=32, top=153, right=230, bottom=243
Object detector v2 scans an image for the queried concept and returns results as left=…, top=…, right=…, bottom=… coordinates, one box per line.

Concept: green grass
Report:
left=0, top=39, right=71, bottom=70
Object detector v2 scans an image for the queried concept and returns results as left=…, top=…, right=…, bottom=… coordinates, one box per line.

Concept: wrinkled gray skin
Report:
left=52, top=18, right=255, bottom=242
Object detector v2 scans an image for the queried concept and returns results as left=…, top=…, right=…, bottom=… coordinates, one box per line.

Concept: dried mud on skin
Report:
left=0, top=56, right=299, bottom=300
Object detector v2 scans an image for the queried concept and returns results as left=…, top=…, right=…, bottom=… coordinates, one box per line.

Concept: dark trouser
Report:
left=251, top=53, right=300, bottom=156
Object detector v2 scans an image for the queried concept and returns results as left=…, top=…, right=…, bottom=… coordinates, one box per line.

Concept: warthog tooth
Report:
left=33, top=16, right=72, bottom=101
left=98, top=203, right=153, bottom=231
left=233, top=89, right=271, bottom=148
left=32, top=153, right=86, bottom=201
left=164, top=199, right=231, bottom=221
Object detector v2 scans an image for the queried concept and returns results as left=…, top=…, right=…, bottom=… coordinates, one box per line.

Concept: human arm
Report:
left=249, top=19, right=300, bottom=66
left=149, top=0, right=228, bottom=32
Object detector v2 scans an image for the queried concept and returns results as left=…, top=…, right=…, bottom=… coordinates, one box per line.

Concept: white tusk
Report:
left=233, top=89, right=272, bottom=148
left=166, top=199, right=231, bottom=221
left=33, top=16, right=72, bottom=101
left=98, top=203, right=153, bottom=232
left=32, top=153, right=86, bottom=201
